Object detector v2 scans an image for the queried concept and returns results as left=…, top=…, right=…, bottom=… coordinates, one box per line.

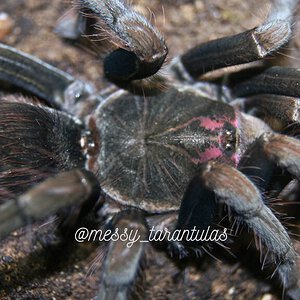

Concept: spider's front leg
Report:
left=171, top=0, right=298, bottom=81
left=241, top=132, right=300, bottom=180
left=226, top=66, right=300, bottom=133
left=176, top=160, right=299, bottom=298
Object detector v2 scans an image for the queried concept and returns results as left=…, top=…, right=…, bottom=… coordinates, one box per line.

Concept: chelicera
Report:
left=0, top=0, right=300, bottom=299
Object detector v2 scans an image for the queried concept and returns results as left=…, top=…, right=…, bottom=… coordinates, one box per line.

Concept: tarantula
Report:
left=0, top=0, right=300, bottom=299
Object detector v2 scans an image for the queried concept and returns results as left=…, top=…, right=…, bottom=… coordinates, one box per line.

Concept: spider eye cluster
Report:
left=222, top=126, right=237, bottom=153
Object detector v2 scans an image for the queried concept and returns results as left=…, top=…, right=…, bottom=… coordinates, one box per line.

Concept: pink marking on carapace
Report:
left=200, top=147, right=223, bottom=163
left=166, top=112, right=238, bottom=135
left=231, top=153, right=240, bottom=167
left=230, top=111, right=239, bottom=128
left=230, top=112, right=240, bottom=167
left=166, top=117, right=210, bottom=133
left=191, top=146, right=222, bottom=164
left=199, top=117, right=224, bottom=130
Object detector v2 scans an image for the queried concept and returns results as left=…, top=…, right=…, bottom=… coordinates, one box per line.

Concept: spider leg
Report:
left=231, top=66, right=300, bottom=99
left=176, top=161, right=298, bottom=294
left=236, top=94, right=300, bottom=130
left=249, top=132, right=300, bottom=179
left=0, top=100, right=101, bottom=237
left=0, top=100, right=88, bottom=197
left=0, top=42, right=93, bottom=109
left=0, top=169, right=100, bottom=241
left=97, top=209, right=148, bottom=300
left=57, top=0, right=167, bottom=84
left=236, top=131, right=300, bottom=194
left=171, top=0, right=297, bottom=80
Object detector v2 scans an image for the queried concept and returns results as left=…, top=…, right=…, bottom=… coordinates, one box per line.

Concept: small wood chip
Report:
left=0, top=12, right=13, bottom=40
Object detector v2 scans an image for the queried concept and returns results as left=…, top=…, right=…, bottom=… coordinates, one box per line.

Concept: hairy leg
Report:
left=0, top=169, right=100, bottom=241
left=171, top=0, right=297, bottom=80
left=176, top=161, right=298, bottom=294
left=97, top=209, right=148, bottom=300
left=0, top=43, right=93, bottom=109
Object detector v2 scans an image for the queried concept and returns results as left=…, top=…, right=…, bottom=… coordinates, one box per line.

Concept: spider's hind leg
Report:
left=0, top=169, right=100, bottom=241
left=0, top=100, right=101, bottom=240
left=0, top=43, right=94, bottom=110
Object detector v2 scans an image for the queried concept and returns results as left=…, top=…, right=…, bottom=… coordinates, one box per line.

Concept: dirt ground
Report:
left=0, top=0, right=300, bottom=299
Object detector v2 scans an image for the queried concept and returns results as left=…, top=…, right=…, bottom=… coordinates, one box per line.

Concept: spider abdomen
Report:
left=94, top=87, right=239, bottom=212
